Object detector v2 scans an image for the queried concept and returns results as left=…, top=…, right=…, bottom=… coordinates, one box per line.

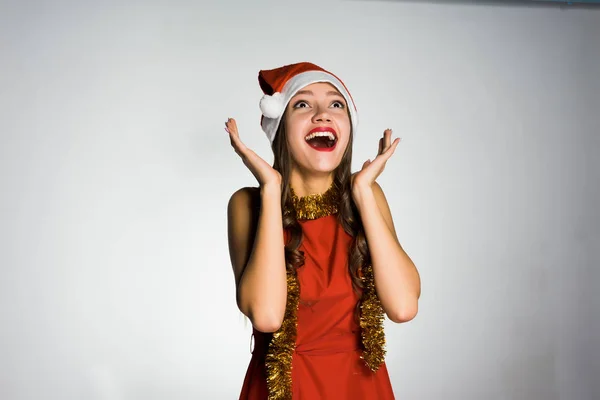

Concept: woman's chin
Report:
left=307, top=163, right=340, bottom=175
left=291, top=155, right=343, bottom=176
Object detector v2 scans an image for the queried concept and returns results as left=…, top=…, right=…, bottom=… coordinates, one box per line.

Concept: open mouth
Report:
left=305, top=129, right=338, bottom=151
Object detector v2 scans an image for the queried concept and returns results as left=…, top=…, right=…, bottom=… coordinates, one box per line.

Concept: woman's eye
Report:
left=332, top=101, right=345, bottom=108
left=293, top=101, right=309, bottom=108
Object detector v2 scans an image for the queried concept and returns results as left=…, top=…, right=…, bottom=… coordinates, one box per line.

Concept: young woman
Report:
left=226, top=62, right=421, bottom=400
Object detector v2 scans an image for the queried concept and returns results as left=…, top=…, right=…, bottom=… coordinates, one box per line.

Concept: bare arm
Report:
left=351, top=128, right=420, bottom=323
left=224, top=118, right=288, bottom=332
left=227, top=184, right=287, bottom=333
left=352, top=182, right=420, bottom=323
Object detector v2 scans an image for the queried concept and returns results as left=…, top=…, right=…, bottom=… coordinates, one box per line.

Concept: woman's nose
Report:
left=312, top=106, right=331, bottom=123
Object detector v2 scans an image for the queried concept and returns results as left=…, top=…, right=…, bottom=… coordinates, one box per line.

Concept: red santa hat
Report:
left=258, top=62, right=359, bottom=144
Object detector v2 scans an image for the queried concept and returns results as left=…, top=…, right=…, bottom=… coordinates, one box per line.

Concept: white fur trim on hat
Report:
left=260, top=71, right=358, bottom=144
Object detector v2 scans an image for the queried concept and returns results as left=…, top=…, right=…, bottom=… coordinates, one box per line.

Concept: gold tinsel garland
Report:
left=264, top=182, right=385, bottom=399
left=265, top=267, right=299, bottom=400
left=288, top=184, right=340, bottom=220
left=359, top=264, right=387, bottom=371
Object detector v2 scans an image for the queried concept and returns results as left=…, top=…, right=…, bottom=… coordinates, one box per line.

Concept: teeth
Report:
left=305, top=131, right=336, bottom=141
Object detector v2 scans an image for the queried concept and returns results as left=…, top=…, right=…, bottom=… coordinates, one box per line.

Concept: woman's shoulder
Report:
left=227, top=186, right=261, bottom=217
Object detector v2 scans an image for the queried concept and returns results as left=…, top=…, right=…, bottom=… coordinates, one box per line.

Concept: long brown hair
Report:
left=271, top=112, right=371, bottom=320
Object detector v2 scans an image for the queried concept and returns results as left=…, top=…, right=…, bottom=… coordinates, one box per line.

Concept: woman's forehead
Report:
left=292, top=82, right=344, bottom=99
left=300, top=82, right=340, bottom=92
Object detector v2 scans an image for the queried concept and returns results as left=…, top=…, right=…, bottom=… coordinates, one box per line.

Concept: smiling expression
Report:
left=283, top=82, right=352, bottom=175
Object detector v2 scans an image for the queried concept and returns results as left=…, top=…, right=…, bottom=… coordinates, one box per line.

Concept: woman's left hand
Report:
left=351, top=129, right=401, bottom=191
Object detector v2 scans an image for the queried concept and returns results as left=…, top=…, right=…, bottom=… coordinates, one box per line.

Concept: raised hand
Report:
left=225, top=118, right=282, bottom=188
left=352, top=128, right=400, bottom=189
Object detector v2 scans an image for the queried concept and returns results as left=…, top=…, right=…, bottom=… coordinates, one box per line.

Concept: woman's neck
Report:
left=289, top=171, right=335, bottom=198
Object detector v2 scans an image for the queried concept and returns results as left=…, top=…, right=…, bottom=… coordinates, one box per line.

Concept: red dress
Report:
left=239, top=214, right=395, bottom=399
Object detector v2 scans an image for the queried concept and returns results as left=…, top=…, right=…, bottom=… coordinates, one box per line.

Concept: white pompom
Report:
left=259, top=92, right=284, bottom=119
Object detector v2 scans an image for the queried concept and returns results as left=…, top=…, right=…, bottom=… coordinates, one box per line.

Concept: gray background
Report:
left=1, top=0, right=599, bottom=399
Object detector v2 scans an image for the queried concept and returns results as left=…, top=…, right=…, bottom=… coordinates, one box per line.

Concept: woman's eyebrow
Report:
left=294, top=90, right=344, bottom=98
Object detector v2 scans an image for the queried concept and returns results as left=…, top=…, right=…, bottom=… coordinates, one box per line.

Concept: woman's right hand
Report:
left=225, top=118, right=282, bottom=188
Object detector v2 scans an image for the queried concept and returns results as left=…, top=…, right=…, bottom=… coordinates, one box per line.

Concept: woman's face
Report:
left=283, top=82, right=351, bottom=175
